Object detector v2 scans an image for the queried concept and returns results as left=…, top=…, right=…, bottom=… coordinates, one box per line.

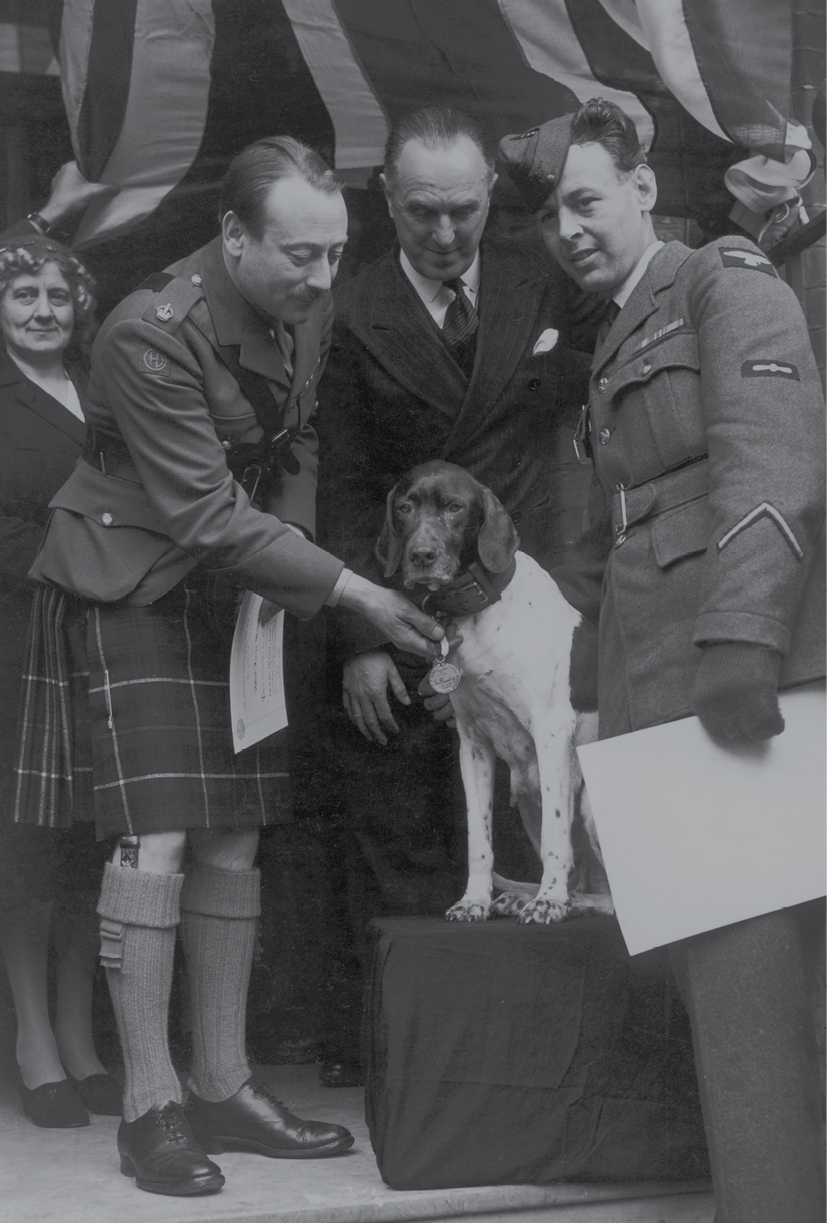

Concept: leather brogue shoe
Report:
left=117, top=1102, right=225, bottom=1196
left=319, top=1059, right=364, bottom=1088
left=188, top=1077, right=354, bottom=1158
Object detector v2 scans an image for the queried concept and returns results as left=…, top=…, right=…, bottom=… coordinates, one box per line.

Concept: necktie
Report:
left=442, top=278, right=479, bottom=357
left=597, top=299, right=621, bottom=347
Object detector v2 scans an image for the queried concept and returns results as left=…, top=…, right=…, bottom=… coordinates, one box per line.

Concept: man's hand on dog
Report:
left=343, top=651, right=411, bottom=744
left=337, top=575, right=443, bottom=659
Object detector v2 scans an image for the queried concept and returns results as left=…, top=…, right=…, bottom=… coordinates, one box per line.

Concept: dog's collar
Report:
left=417, top=558, right=517, bottom=618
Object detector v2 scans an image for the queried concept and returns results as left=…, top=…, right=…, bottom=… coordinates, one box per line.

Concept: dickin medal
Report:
left=428, top=637, right=462, bottom=694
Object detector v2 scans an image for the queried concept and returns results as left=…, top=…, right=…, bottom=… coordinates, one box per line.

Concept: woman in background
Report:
left=0, top=233, right=119, bottom=1127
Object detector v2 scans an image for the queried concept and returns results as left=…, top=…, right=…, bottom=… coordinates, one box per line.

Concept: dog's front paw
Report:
left=446, top=895, right=492, bottom=922
left=492, top=891, right=528, bottom=917
left=518, top=893, right=569, bottom=924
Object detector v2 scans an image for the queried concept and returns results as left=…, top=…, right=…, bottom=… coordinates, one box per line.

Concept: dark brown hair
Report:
left=570, top=98, right=647, bottom=173
left=219, top=136, right=343, bottom=238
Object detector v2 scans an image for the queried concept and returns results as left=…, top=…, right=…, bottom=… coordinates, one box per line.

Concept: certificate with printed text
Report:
left=577, top=682, right=826, bottom=955
left=229, top=591, right=288, bottom=753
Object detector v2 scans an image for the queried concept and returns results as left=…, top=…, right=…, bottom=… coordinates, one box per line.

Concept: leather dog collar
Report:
left=418, top=558, right=517, bottom=618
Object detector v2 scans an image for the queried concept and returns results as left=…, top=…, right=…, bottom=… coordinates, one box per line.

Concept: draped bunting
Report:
left=35, top=0, right=821, bottom=248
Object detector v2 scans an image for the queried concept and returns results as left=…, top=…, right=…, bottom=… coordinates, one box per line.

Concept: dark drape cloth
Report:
left=365, top=916, right=709, bottom=1191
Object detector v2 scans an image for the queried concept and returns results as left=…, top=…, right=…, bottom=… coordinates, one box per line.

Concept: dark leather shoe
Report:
left=18, top=1079, right=89, bottom=1128
left=70, top=1072, right=123, bottom=1116
left=188, top=1077, right=354, bottom=1158
left=319, top=1060, right=364, bottom=1088
left=118, top=1102, right=225, bottom=1196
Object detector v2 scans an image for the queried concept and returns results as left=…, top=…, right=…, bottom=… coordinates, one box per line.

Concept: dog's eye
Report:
left=448, top=503, right=464, bottom=513
left=396, top=503, right=413, bottom=515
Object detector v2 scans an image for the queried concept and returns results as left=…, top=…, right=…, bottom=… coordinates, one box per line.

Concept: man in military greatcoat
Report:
left=499, top=98, right=825, bottom=1223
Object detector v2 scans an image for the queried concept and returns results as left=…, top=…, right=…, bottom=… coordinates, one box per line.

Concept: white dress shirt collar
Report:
left=399, top=248, right=481, bottom=328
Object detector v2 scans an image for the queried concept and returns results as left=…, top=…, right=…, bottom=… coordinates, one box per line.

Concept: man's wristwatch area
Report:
left=25, top=212, right=51, bottom=235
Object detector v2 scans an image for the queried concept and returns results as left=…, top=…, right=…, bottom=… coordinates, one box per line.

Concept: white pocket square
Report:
left=532, top=328, right=559, bottom=356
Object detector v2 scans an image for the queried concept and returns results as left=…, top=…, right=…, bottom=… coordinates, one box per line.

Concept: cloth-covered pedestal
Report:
left=365, top=916, right=709, bottom=1190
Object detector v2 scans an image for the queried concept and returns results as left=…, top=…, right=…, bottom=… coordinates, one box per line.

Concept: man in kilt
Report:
left=15, top=137, right=444, bottom=1197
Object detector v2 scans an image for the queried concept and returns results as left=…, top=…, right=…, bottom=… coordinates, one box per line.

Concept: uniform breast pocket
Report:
left=608, top=332, right=705, bottom=469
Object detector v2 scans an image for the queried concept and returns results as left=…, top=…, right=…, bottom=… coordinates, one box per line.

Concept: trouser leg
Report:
left=97, top=861, right=183, bottom=1122
left=180, top=865, right=261, bottom=1102
left=670, top=902, right=825, bottom=1223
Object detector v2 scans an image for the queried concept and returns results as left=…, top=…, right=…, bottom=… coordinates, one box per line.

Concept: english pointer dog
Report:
left=377, top=460, right=612, bottom=924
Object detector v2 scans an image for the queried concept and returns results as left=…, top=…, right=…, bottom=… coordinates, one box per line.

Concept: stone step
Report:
left=0, top=1061, right=713, bottom=1223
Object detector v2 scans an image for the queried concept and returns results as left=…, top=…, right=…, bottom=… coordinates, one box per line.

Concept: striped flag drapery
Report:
left=46, top=0, right=820, bottom=248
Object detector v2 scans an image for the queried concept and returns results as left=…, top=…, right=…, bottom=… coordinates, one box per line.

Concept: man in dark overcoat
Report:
left=15, top=136, right=443, bottom=1195
left=315, top=107, right=603, bottom=1081
left=499, top=99, right=825, bottom=1223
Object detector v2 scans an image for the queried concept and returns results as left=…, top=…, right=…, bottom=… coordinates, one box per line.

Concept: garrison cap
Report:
left=498, top=114, right=576, bottom=213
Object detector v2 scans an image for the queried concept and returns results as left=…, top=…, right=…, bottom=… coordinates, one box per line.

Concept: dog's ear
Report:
left=477, top=487, right=519, bottom=572
left=375, top=484, right=404, bottom=578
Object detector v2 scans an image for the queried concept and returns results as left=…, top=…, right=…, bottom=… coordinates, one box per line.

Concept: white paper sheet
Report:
left=577, top=683, right=826, bottom=955
left=229, top=591, right=288, bottom=754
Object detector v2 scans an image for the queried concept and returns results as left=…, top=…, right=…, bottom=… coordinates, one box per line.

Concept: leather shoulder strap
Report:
left=208, top=337, right=283, bottom=437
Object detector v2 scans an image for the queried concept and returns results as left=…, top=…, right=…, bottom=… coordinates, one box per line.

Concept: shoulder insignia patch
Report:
left=720, top=248, right=777, bottom=275
left=156, top=303, right=174, bottom=322
left=142, top=349, right=167, bottom=372
left=741, top=360, right=799, bottom=380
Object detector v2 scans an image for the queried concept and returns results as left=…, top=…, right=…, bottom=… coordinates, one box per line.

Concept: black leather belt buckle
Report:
left=269, top=428, right=300, bottom=476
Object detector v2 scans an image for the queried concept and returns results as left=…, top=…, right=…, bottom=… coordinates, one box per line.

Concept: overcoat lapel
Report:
left=440, top=247, right=545, bottom=455
left=351, top=252, right=468, bottom=419
left=593, top=242, right=692, bottom=377
left=0, top=350, right=86, bottom=445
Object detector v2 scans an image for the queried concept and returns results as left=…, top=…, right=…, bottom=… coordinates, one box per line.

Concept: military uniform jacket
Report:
left=31, top=236, right=343, bottom=619
left=554, top=237, right=825, bottom=738
left=318, top=239, right=602, bottom=655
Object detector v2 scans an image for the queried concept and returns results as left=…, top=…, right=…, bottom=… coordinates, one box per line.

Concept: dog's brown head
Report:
left=376, top=460, right=519, bottom=590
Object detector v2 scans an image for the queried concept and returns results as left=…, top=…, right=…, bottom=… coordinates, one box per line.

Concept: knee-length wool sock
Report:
left=97, top=862, right=184, bottom=1122
left=180, top=865, right=261, bottom=1103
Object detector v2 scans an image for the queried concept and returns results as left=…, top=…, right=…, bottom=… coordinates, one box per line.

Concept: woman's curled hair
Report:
left=0, top=236, right=97, bottom=359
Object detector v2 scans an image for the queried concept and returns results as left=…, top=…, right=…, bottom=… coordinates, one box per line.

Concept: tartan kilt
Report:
left=15, top=581, right=292, bottom=838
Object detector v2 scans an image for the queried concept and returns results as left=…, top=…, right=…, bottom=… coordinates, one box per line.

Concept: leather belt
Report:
left=611, top=456, right=708, bottom=543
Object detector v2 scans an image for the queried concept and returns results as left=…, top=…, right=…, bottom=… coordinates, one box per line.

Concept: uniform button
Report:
left=599, top=427, right=611, bottom=445
left=527, top=378, right=541, bottom=392
left=642, top=362, right=651, bottom=375
left=598, top=378, right=608, bottom=393
left=101, top=512, right=113, bottom=526
left=191, top=273, right=202, bottom=286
